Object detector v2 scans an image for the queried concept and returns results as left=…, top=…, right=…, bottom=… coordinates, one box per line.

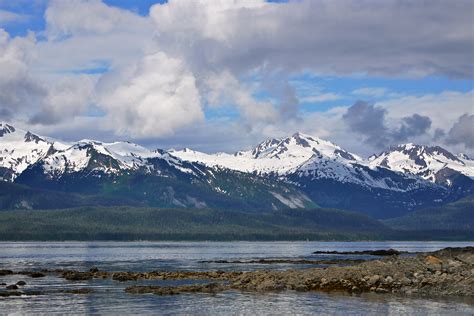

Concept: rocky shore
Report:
left=1, top=247, right=473, bottom=297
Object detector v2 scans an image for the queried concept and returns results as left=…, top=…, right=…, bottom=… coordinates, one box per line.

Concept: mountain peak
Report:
left=0, top=123, right=16, bottom=137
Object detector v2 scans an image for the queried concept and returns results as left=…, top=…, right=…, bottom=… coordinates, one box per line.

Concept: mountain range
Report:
left=1, top=122, right=473, bottom=219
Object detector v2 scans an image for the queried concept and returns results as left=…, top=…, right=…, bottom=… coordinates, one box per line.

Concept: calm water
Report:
left=0, top=241, right=473, bottom=315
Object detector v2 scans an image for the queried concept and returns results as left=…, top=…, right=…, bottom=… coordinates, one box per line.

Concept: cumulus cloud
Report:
left=0, top=28, right=95, bottom=126
left=447, top=114, right=474, bottom=149
left=29, top=76, right=95, bottom=124
left=38, top=0, right=154, bottom=73
left=0, top=29, right=47, bottom=120
left=97, top=52, right=204, bottom=137
left=150, top=0, right=474, bottom=79
left=1, top=0, right=473, bottom=156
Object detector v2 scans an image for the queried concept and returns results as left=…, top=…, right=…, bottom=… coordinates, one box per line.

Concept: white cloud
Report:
left=45, top=0, right=150, bottom=38
left=36, top=0, right=154, bottom=75
left=0, top=29, right=47, bottom=120
left=1, top=0, right=473, bottom=157
left=97, top=52, right=204, bottom=137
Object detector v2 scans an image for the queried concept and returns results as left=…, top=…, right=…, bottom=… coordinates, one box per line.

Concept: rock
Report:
left=16, top=281, right=26, bottom=286
left=6, top=284, right=18, bottom=290
left=0, top=270, right=13, bottom=276
left=351, top=286, right=361, bottom=293
left=376, top=287, right=389, bottom=293
left=31, top=272, right=46, bottom=278
left=313, top=249, right=403, bottom=256
left=20, top=271, right=46, bottom=278
left=112, top=272, right=137, bottom=282
left=89, top=267, right=99, bottom=273
left=425, top=256, right=443, bottom=265
left=401, top=277, right=411, bottom=286
left=384, top=276, right=393, bottom=284
left=62, top=271, right=93, bottom=281
left=0, top=291, right=22, bottom=297
left=367, top=275, right=381, bottom=286
left=62, top=288, right=94, bottom=294
left=125, top=283, right=226, bottom=296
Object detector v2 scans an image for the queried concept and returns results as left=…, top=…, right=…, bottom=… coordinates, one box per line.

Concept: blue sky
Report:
left=0, top=0, right=472, bottom=155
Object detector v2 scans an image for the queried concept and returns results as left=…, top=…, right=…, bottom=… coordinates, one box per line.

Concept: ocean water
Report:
left=0, top=241, right=473, bottom=315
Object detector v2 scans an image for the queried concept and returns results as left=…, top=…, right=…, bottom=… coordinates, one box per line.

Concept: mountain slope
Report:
left=385, top=195, right=474, bottom=231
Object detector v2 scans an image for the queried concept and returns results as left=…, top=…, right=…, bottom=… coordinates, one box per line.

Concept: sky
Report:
left=0, top=0, right=473, bottom=156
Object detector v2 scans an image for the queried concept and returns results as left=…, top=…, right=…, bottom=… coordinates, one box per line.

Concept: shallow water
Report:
left=0, top=241, right=473, bottom=315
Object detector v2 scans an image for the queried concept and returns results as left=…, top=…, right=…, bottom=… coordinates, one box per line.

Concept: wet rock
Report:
left=201, top=259, right=366, bottom=265
left=0, top=291, right=22, bottom=297
left=62, top=271, right=93, bottom=281
left=0, top=270, right=13, bottom=276
left=16, top=281, right=26, bottom=286
left=18, top=271, right=46, bottom=278
left=112, top=272, right=137, bottom=282
left=125, top=283, right=226, bottom=296
left=351, top=286, right=361, bottom=294
left=62, top=288, right=94, bottom=294
left=312, top=249, right=403, bottom=256
left=376, top=287, right=389, bottom=293
left=0, top=290, right=43, bottom=297
left=6, top=284, right=18, bottom=290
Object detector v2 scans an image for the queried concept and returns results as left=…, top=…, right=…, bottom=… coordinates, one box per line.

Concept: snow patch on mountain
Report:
left=0, top=123, right=53, bottom=181
left=172, top=132, right=363, bottom=175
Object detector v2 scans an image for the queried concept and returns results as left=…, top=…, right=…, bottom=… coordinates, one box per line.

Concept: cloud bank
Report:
left=0, top=0, right=472, bottom=156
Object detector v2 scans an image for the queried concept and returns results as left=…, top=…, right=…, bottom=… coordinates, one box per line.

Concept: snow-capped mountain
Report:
left=1, top=123, right=472, bottom=218
left=0, top=123, right=199, bottom=181
left=172, top=132, right=433, bottom=192
left=369, top=144, right=474, bottom=186
left=172, top=132, right=363, bottom=175
left=173, top=133, right=474, bottom=190
left=1, top=123, right=314, bottom=212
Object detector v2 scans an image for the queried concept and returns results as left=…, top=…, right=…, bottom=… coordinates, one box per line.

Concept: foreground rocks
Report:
left=227, top=247, right=474, bottom=296
left=1, top=247, right=472, bottom=298
left=124, top=247, right=474, bottom=297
